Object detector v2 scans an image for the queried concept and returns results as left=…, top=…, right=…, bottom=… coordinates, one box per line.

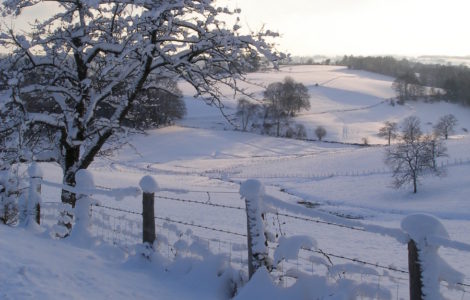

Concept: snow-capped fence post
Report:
left=26, top=163, right=43, bottom=226
left=240, top=179, right=271, bottom=279
left=139, top=176, right=159, bottom=247
left=402, top=214, right=464, bottom=300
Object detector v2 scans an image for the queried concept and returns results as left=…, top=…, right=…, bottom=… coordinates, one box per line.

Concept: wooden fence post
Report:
left=408, top=239, right=424, bottom=300
left=139, top=176, right=159, bottom=246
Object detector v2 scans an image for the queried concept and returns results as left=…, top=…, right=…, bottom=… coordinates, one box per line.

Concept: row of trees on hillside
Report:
left=378, top=114, right=458, bottom=146
left=236, top=77, right=310, bottom=138
left=338, top=56, right=470, bottom=105
left=382, top=115, right=458, bottom=193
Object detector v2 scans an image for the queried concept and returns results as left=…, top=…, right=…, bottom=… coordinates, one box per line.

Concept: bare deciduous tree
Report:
left=378, top=121, right=398, bottom=145
left=401, top=116, right=422, bottom=143
left=433, top=114, right=458, bottom=140
left=236, top=98, right=260, bottom=131
left=385, top=117, right=446, bottom=193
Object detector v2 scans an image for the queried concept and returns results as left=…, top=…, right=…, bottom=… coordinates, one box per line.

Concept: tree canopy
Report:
left=263, top=77, right=310, bottom=136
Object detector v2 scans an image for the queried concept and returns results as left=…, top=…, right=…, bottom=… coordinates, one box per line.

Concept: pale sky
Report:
left=230, top=0, right=470, bottom=57
left=4, top=0, right=470, bottom=57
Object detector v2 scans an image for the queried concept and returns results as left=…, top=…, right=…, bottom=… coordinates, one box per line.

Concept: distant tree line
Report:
left=338, top=55, right=470, bottom=105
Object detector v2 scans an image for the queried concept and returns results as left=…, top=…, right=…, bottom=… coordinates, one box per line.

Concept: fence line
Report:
left=90, top=204, right=405, bottom=276
left=218, top=156, right=470, bottom=180
left=39, top=199, right=470, bottom=297
left=35, top=175, right=470, bottom=297
left=48, top=183, right=378, bottom=237
left=154, top=194, right=375, bottom=234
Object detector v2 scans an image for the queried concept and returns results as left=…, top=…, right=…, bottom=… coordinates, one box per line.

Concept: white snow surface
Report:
left=401, top=214, right=449, bottom=243
left=4, top=65, right=470, bottom=299
left=0, top=226, right=233, bottom=300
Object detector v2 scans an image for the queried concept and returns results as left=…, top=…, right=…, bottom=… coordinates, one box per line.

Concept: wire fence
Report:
left=37, top=180, right=470, bottom=299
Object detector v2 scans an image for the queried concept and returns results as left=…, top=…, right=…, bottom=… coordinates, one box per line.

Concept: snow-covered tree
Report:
left=0, top=0, right=281, bottom=232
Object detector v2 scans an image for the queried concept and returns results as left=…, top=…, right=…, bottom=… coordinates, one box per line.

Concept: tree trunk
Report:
left=61, top=145, right=80, bottom=207
left=58, top=145, right=80, bottom=236
left=413, top=176, right=417, bottom=194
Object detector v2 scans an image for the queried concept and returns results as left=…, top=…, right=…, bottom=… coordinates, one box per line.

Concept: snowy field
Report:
left=3, top=65, right=470, bottom=299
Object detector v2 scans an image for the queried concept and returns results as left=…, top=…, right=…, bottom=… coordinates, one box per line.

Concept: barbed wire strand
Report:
left=272, top=211, right=366, bottom=232
left=93, top=204, right=141, bottom=215
left=301, top=248, right=408, bottom=274
left=155, top=195, right=245, bottom=210
left=154, top=215, right=246, bottom=237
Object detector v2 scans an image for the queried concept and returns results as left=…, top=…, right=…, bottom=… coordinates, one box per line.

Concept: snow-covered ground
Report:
left=3, top=65, right=470, bottom=299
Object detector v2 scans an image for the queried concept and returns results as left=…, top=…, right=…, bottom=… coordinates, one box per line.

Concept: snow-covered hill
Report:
left=3, top=65, right=470, bottom=299
left=178, top=65, right=470, bottom=144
